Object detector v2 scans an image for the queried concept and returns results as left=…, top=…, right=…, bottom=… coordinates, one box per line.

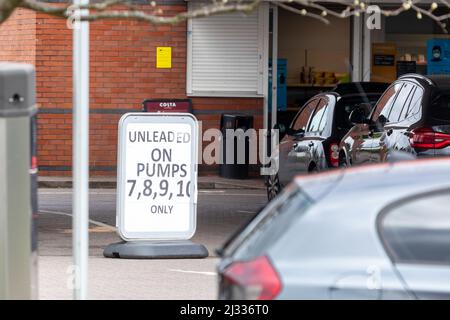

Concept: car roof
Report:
left=428, top=75, right=450, bottom=91
left=294, top=158, right=450, bottom=204
left=279, top=158, right=450, bottom=265
left=398, top=73, right=450, bottom=91
left=332, top=82, right=390, bottom=95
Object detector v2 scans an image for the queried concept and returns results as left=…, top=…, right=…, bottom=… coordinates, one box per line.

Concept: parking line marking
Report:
left=38, top=190, right=118, bottom=195
left=199, top=193, right=264, bottom=196
left=39, top=209, right=117, bottom=232
left=198, top=190, right=225, bottom=193
left=169, top=269, right=217, bottom=276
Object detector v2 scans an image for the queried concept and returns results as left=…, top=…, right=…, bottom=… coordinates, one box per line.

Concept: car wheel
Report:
left=308, top=164, right=319, bottom=173
left=266, top=174, right=281, bottom=201
left=339, top=155, right=348, bottom=168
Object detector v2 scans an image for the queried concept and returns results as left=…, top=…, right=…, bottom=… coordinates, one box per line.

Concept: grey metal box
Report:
left=0, top=63, right=36, bottom=118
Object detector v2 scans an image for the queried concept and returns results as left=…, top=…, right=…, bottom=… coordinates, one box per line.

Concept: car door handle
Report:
left=308, top=142, right=314, bottom=147
left=386, top=129, right=393, bottom=136
left=293, top=143, right=298, bottom=149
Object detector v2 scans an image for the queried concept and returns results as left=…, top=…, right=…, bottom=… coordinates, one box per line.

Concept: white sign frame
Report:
left=116, top=113, right=198, bottom=241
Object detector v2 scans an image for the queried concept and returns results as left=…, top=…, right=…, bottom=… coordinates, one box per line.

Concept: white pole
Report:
left=362, top=13, right=372, bottom=82
left=72, top=0, right=89, bottom=300
left=271, top=5, right=278, bottom=129
left=262, top=5, right=269, bottom=170
left=352, top=15, right=362, bottom=82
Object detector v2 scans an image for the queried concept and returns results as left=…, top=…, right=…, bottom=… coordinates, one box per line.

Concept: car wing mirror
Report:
left=349, top=109, right=367, bottom=124
left=359, top=102, right=374, bottom=118
left=273, top=123, right=287, bottom=140
left=273, top=123, right=286, bottom=135
left=287, top=127, right=305, bottom=137
left=377, top=114, right=389, bottom=127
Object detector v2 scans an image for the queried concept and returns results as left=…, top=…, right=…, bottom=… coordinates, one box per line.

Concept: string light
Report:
left=417, top=11, right=423, bottom=19
left=300, top=9, right=307, bottom=15
left=430, top=2, right=438, bottom=11
left=321, top=10, right=327, bottom=17
left=354, top=0, right=360, bottom=5
left=403, top=0, right=412, bottom=10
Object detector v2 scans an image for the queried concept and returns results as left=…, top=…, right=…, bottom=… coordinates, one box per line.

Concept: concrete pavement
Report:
left=37, top=188, right=267, bottom=299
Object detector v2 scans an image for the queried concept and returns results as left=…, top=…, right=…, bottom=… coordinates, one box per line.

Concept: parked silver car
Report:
left=218, top=158, right=450, bottom=299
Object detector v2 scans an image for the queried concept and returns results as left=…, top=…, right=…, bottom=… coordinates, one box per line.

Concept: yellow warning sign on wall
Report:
left=156, top=47, right=172, bottom=69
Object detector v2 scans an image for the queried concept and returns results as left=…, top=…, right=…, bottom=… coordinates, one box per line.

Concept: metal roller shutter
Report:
left=187, top=2, right=267, bottom=96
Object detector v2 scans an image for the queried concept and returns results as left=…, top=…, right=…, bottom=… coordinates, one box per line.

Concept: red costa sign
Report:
left=142, top=99, right=192, bottom=113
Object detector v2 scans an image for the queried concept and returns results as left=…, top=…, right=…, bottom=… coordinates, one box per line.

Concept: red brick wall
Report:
left=0, top=8, right=36, bottom=64
left=35, top=5, right=72, bottom=176
left=3, top=4, right=263, bottom=176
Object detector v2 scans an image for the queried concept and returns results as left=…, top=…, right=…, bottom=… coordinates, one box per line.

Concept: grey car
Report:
left=218, top=158, right=450, bottom=299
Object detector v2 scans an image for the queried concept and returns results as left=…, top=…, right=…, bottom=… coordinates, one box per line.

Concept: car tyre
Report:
left=266, top=174, right=281, bottom=201
left=339, top=155, right=348, bottom=168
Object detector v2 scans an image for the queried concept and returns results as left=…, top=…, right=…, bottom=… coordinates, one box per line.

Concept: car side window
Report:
left=371, top=82, right=402, bottom=123
left=379, top=192, right=450, bottom=265
left=387, top=82, right=414, bottom=123
left=429, top=92, right=450, bottom=121
left=291, top=99, right=319, bottom=131
left=307, top=98, right=329, bottom=132
left=399, top=85, right=424, bottom=124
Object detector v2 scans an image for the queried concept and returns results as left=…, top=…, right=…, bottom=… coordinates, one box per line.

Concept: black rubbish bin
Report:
left=220, top=113, right=254, bottom=179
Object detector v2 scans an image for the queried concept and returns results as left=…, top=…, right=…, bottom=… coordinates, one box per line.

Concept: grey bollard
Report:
left=0, top=62, right=37, bottom=299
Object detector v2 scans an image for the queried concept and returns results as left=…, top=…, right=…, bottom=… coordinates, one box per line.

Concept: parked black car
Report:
left=339, top=74, right=450, bottom=167
left=266, top=82, right=389, bottom=200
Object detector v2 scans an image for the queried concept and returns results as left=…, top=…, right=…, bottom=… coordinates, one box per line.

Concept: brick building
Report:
left=0, top=1, right=266, bottom=176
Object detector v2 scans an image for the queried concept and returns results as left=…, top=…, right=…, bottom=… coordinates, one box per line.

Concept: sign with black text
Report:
left=117, top=113, right=198, bottom=240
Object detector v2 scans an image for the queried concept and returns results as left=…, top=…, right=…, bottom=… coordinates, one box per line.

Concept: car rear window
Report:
left=430, top=93, right=450, bottom=121
left=223, top=186, right=313, bottom=260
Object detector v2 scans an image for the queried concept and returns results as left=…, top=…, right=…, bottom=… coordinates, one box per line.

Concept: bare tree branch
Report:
left=0, top=0, right=23, bottom=23
left=17, top=0, right=263, bottom=23
left=0, top=0, right=447, bottom=34
left=276, top=2, right=330, bottom=24
left=412, top=3, right=448, bottom=31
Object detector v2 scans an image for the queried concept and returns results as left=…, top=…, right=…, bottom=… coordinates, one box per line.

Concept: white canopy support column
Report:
left=363, top=14, right=372, bottom=81
left=352, top=14, right=372, bottom=82
left=271, top=4, right=278, bottom=128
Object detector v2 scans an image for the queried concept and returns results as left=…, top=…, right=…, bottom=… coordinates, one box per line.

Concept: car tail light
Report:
left=329, top=143, right=339, bottom=167
left=410, top=127, right=450, bottom=149
left=222, top=256, right=281, bottom=300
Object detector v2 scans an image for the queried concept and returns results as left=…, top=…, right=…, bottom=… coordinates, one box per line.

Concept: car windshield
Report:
left=334, top=95, right=380, bottom=130
left=223, top=186, right=314, bottom=260
left=430, top=93, right=450, bottom=122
